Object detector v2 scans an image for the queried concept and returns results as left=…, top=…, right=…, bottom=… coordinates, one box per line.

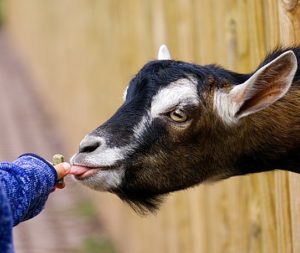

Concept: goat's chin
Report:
left=123, top=195, right=165, bottom=215
left=74, top=174, right=165, bottom=215
left=72, top=168, right=125, bottom=192
left=112, top=188, right=167, bottom=215
left=74, top=175, right=108, bottom=191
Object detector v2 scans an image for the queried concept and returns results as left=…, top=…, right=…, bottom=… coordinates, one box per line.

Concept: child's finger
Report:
left=54, top=162, right=71, bottom=180
left=55, top=181, right=66, bottom=189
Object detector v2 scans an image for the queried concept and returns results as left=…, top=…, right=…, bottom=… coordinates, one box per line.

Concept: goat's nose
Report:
left=79, top=136, right=101, bottom=153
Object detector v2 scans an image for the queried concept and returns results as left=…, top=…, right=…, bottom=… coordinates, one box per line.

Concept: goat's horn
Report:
left=157, top=44, right=171, bottom=60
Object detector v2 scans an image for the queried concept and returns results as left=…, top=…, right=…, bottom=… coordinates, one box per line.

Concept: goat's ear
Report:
left=157, top=44, right=171, bottom=60
left=229, top=50, right=297, bottom=119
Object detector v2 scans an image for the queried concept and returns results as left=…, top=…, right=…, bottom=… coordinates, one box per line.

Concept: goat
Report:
left=70, top=45, right=300, bottom=213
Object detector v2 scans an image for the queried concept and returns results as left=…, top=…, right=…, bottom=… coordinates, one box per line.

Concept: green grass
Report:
left=67, top=199, right=118, bottom=253
left=81, top=236, right=117, bottom=253
left=72, top=199, right=98, bottom=218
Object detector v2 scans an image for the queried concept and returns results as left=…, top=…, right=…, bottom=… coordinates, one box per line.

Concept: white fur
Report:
left=213, top=89, right=240, bottom=125
left=74, top=135, right=133, bottom=167
left=71, top=135, right=132, bottom=189
left=133, top=114, right=150, bottom=140
left=79, top=146, right=129, bottom=166
left=79, top=168, right=125, bottom=191
left=158, top=44, right=171, bottom=60
left=151, top=78, right=199, bottom=117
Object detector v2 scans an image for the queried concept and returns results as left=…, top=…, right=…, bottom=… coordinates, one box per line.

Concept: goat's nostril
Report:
left=79, top=138, right=101, bottom=153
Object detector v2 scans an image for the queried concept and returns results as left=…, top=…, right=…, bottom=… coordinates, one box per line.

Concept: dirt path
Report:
left=0, top=31, right=116, bottom=253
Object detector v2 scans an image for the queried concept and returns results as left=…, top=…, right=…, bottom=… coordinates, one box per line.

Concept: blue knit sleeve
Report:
left=0, top=154, right=57, bottom=226
left=0, top=185, right=14, bottom=253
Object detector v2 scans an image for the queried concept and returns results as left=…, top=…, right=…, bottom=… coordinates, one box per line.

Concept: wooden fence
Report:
left=5, top=1, right=300, bottom=252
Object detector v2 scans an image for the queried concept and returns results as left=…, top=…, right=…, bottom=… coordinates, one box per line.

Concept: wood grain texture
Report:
left=4, top=1, right=300, bottom=252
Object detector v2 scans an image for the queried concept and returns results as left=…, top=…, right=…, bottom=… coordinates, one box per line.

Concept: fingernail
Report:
left=62, top=162, right=71, bottom=172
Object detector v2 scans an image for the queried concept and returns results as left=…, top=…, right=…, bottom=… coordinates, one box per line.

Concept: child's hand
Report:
left=52, top=162, right=71, bottom=190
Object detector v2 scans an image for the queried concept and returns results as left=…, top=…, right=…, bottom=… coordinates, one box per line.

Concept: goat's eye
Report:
left=169, top=109, right=188, bottom=123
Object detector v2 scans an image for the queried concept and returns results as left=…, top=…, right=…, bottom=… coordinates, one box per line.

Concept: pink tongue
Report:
left=69, top=165, right=90, bottom=175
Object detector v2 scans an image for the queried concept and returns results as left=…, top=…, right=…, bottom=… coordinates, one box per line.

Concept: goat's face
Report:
left=71, top=46, right=297, bottom=213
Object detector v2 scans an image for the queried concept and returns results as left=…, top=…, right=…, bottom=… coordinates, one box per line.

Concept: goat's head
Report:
left=70, top=45, right=297, bottom=213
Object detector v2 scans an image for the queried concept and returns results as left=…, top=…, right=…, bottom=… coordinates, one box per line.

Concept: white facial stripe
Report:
left=133, top=115, right=150, bottom=140
left=151, top=78, right=199, bottom=117
left=87, top=115, right=151, bottom=167
left=90, top=115, right=150, bottom=166
left=82, top=146, right=130, bottom=166
left=74, top=135, right=134, bottom=167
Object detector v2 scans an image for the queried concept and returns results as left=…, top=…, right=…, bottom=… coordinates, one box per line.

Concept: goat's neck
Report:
left=231, top=86, right=300, bottom=175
